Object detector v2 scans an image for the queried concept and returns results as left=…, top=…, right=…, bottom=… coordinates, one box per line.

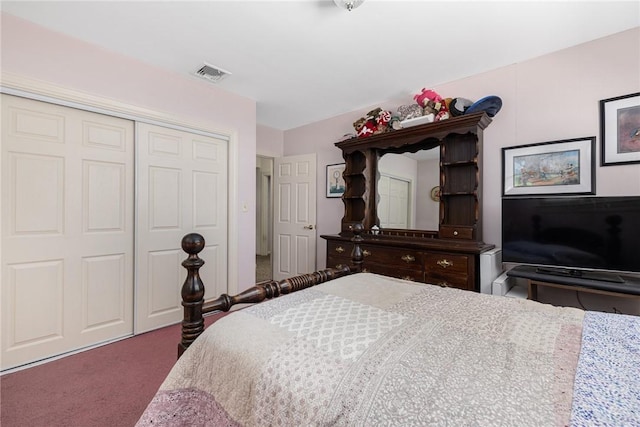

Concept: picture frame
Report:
left=600, top=92, right=640, bottom=166
left=429, top=186, right=440, bottom=202
left=502, top=137, right=595, bottom=197
left=326, top=163, right=346, bottom=198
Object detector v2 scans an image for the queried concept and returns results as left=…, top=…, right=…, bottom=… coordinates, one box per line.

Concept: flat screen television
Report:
left=502, top=196, right=640, bottom=282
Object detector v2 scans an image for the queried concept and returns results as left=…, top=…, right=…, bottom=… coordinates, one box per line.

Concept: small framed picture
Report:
left=326, top=163, right=345, bottom=198
left=600, top=92, right=640, bottom=166
left=502, top=137, right=595, bottom=196
left=429, top=186, right=440, bottom=202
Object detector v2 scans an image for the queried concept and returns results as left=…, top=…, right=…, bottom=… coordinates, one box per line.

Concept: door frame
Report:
left=256, top=155, right=274, bottom=257
left=1, top=75, right=240, bottom=325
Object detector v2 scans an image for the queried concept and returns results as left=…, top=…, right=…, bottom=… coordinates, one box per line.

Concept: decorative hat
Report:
left=449, top=98, right=473, bottom=116
left=465, top=95, right=502, bottom=117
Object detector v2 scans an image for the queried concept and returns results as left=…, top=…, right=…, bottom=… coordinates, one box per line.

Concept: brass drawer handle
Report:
left=437, top=259, right=453, bottom=268
left=335, top=246, right=345, bottom=253
left=401, top=254, right=415, bottom=263
left=363, top=249, right=371, bottom=257
left=402, top=276, right=415, bottom=281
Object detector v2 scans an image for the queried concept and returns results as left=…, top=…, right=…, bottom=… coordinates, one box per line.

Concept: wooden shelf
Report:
left=441, top=160, right=478, bottom=167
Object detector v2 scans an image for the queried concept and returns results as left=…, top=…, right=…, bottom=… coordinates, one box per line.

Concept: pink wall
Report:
left=284, top=28, right=640, bottom=269
left=256, top=124, right=284, bottom=158
left=1, top=13, right=258, bottom=290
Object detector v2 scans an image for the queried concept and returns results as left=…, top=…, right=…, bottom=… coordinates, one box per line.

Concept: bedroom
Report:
left=1, top=1, right=640, bottom=424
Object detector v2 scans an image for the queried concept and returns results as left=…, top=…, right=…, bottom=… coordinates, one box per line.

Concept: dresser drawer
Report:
left=327, top=241, right=354, bottom=258
left=326, top=256, right=351, bottom=270
left=424, top=253, right=469, bottom=276
left=361, top=245, right=423, bottom=268
left=363, top=263, right=424, bottom=282
left=439, top=225, right=474, bottom=240
left=425, top=253, right=471, bottom=289
left=426, top=271, right=470, bottom=290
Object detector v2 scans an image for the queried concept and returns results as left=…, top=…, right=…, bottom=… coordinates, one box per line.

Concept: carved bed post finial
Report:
left=351, top=223, right=364, bottom=273
left=178, top=233, right=206, bottom=358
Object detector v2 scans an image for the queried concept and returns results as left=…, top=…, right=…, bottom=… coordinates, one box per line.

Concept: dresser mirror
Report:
left=377, top=148, right=440, bottom=231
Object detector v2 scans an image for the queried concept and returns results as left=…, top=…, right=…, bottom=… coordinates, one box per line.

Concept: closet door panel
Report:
left=136, top=123, right=228, bottom=333
left=1, top=95, right=134, bottom=370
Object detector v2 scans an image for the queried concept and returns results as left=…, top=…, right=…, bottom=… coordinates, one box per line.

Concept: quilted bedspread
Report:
left=137, top=273, right=639, bottom=427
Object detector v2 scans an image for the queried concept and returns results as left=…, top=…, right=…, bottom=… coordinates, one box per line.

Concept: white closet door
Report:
left=135, top=123, right=228, bottom=333
left=1, top=95, right=134, bottom=370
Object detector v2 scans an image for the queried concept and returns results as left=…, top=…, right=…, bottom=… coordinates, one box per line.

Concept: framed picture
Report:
left=600, top=92, right=640, bottom=166
left=429, top=186, right=440, bottom=202
left=326, top=163, right=346, bottom=198
left=502, top=137, right=595, bottom=196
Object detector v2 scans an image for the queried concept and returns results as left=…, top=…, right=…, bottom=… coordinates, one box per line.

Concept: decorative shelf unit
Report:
left=323, top=112, right=495, bottom=292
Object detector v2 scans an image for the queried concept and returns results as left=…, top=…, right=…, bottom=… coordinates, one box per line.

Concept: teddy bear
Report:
left=413, top=88, right=443, bottom=108
left=373, top=109, right=391, bottom=134
left=353, top=117, right=376, bottom=137
left=434, top=101, right=450, bottom=121
left=413, top=88, right=450, bottom=122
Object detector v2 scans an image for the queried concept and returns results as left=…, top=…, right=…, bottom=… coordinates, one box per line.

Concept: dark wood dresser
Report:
left=323, top=234, right=493, bottom=291
left=322, top=112, right=495, bottom=292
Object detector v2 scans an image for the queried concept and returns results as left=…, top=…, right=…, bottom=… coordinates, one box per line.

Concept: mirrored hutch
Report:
left=321, top=112, right=495, bottom=291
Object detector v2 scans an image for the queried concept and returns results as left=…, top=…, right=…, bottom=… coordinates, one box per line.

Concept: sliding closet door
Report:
left=1, top=95, right=134, bottom=370
left=135, top=123, right=228, bottom=333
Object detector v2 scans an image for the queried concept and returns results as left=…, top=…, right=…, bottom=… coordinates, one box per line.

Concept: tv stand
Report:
left=534, top=267, right=624, bottom=283
left=507, top=265, right=640, bottom=298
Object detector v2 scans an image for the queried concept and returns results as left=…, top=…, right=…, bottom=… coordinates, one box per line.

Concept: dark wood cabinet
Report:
left=322, top=112, right=495, bottom=291
left=324, top=235, right=491, bottom=291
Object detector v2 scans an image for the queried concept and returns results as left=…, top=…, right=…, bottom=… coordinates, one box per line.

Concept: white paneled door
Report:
left=272, top=154, right=316, bottom=281
left=135, top=123, right=228, bottom=333
left=1, top=95, right=134, bottom=370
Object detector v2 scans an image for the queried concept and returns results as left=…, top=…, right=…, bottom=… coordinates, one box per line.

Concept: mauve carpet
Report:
left=1, top=314, right=223, bottom=427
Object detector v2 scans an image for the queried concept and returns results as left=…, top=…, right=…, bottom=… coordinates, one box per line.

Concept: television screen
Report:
left=502, top=196, right=640, bottom=274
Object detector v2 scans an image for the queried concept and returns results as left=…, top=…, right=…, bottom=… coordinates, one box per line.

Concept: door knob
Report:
left=303, top=225, right=314, bottom=230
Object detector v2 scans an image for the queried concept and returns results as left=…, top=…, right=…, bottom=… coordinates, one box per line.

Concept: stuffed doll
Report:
left=353, top=117, right=376, bottom=137
left=413, top=88, right=443, bottom=108
left=374, top=109, right=392, bottom=133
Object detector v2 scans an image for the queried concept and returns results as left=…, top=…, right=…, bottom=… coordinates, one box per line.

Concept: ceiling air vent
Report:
left=194, top=62, right=231, bottom=83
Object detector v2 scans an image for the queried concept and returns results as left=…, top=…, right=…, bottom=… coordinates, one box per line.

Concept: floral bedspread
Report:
left=137, top=273, right=637, bottom=427
left=570, top=311, right=640, bottom=426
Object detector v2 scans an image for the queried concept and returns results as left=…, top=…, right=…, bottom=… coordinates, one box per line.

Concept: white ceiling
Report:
left=2, top=1, right=639, bottom=130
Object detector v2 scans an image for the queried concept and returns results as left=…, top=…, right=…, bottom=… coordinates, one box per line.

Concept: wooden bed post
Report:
left=350, top=223, right=364, bottom=273
left=178, top=233, right=206, bottom=358
left=176, top=224, right=365, bottom=358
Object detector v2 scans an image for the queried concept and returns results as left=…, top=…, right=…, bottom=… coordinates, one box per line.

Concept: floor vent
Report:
left=194, top=63, right=231, bottom=83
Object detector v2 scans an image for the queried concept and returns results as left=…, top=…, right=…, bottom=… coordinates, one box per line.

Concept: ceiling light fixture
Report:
left=333, top=0, right=364, bottom=11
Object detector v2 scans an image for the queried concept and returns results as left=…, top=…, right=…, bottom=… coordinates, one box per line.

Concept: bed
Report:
left=137, top=229, right=640, bottom=426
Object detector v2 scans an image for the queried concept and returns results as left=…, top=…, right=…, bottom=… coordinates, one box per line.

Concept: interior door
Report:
left=135, top=123, right=228, bottom=333
left=272, top=154, right=316, bottom=281
left=1, top=95, right=134, bottom=370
